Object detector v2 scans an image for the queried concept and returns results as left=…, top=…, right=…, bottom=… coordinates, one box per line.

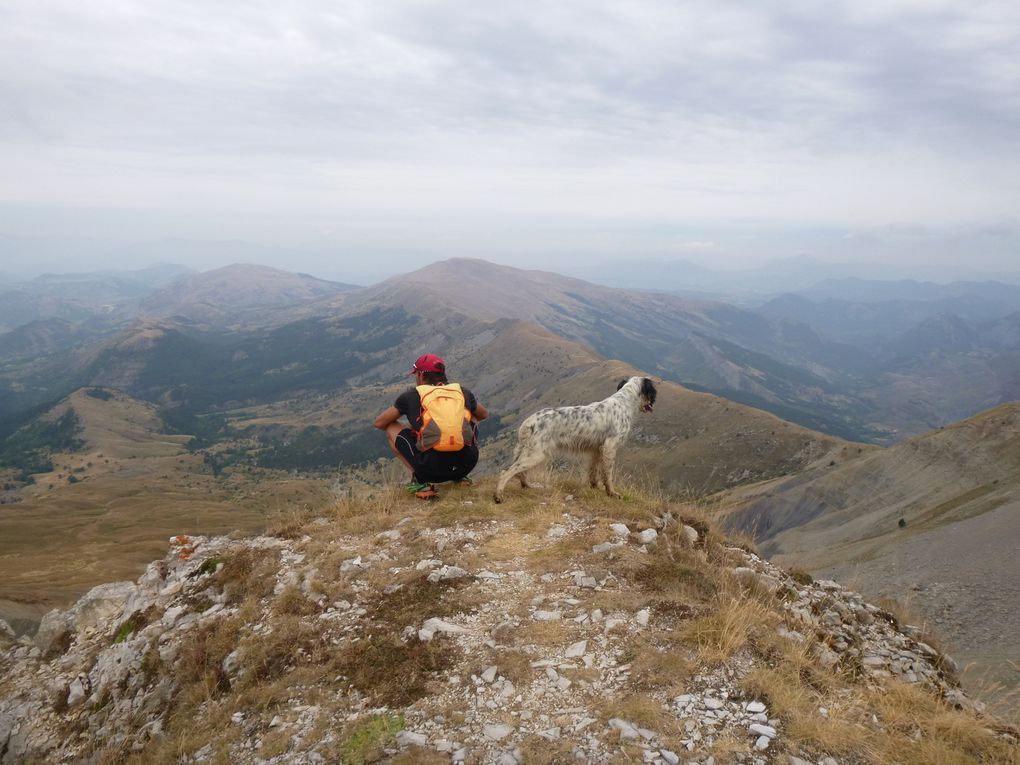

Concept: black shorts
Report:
left=394, top=428, right=479, bottom=484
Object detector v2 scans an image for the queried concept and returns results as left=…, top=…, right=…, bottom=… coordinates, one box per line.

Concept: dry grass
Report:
left=215, top=548, right=280, bottom=605
left=680, top=595, right=778, bottom=663
left=332, top=635, right=459, bottom=707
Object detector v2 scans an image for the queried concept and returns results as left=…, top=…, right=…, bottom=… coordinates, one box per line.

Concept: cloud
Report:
left=0, top=0, right=1018, bottom=275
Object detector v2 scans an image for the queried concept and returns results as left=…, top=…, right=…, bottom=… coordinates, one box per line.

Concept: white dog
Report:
left=493, top=376, right=657, bottom=503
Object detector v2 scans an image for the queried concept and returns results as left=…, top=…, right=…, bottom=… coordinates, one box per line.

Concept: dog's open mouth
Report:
left=642, top=404, right=653, bottom=413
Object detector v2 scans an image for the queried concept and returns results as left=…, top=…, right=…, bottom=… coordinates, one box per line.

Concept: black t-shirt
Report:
left=395, top=385, right=479, bottom=431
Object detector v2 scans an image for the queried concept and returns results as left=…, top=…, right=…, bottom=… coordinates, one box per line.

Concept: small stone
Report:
left=592, top=542, right=618, bottom=554
left=746, top=701, right=766, bottom=714
left=610, top=523, right=630, bottom=537
left=755, top=735, right=770, bottom=750
left=452, top=748, right=467, bottom=762
left=481, top=665, right=498, bottom=683
left=661, top=751, right=680, bottom=765
left=704, top=697, right=724, bottom=710
left=680, top=524, right=699, bottom=545
left=749, top=723, right=777, bottom=738
left=397, top=731, right=427, bottom=748
left=556, top=677, right=572, bottom=691
left=566, top=640, right=587, bottom=658
left=635, top=608, right=650, bottom=626
left=484, top=723, right=513, bottom=741
left=636, top=529, right=657, bottom=544
left=609, top=718, right=641, bottom=740
left=534, top=610, right=562, bottom=621
left=788, top=757, right=815, bottom=765
left=537, top=727, right=561, bottom=740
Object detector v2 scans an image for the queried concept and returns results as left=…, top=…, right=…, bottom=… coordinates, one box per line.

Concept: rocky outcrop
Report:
left=0, top=500, right=1012, bottom=765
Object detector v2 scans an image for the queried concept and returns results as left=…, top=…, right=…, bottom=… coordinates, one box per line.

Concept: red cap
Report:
left=411, top=353, right=446, bottom=375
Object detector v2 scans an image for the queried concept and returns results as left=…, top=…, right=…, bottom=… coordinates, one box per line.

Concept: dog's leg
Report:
left=493, top=446, right=546, bottom=503
left=600, top=437, right=623, bottom=498
left=587, top=450, right=601, bottom=489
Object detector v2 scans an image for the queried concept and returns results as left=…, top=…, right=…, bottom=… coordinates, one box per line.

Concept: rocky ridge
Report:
left=0, top=485, right=1015, bottom=764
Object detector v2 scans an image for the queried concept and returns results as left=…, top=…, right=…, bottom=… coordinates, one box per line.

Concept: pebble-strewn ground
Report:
left=0, top=486, right=1014, bottom=764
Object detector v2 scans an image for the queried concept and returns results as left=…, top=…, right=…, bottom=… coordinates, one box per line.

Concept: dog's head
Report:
left=617, top=376, right=658, bottom=412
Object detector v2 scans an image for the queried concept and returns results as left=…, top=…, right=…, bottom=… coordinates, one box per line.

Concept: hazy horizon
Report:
left=2, top=1, right=1018, bottom=283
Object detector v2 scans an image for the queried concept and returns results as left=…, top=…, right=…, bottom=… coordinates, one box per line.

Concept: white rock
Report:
left=555, top=677, right=572, bottom=691
left=452, top=748, right=468, bottom=762
left=565, top=640, right=587, bottom=658
left=533, top=610, right=562, bottom=621
left=755, top=735, right=770, bottom=750
left=161, top=606, right=186, bottom=628
left=592, top=542, right=618, bottom=554
left=340, top=556, right=366, bottom=574
left=704, top=697, right=724, bottom=710
left=419, top=617, right=473, bottom=641
left=604, top=618, right=625, bottom=632
left=788, top=757, right=815, bottom=765
left=66, top=677, right=88, bottom=707
left=680, top=524, right=699, bottom=546
left=661, top=750, right=681, bottom=765
left=483, top=723, right=513, bottom=741
left=415, top=559, right=443, bottom=571
left=636, top=529, right=658, bottom=544
left=746, top=701, right=766, bottom=714
left=635, top=609, right=650, bottom=626
left=609, top=718, right=641, bottom=740
left=749, top=723, right=777, bottom=738
left=481, top=665, right=498, bottom=683
left=537, top=727, right=561, bottom=740
left=610, top=523, right=630, bottom=537
left=397, top=730, right=427, bottom=747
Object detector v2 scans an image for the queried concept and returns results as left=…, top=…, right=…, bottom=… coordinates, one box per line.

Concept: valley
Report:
left=0, top=257, right=1017, bottom=713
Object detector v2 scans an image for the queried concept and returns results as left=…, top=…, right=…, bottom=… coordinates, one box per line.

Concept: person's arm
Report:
left=472, top=402, right=489, bottom=422
left=374, top=406, right=402, bottom=430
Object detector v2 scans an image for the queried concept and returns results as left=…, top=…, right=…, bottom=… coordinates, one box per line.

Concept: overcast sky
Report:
left=1, top=0, right=1018, bottom=283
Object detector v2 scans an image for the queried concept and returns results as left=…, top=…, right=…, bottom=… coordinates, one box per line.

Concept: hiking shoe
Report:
left=406, top=482, right=437, bottom=499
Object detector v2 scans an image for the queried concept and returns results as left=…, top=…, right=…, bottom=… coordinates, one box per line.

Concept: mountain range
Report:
left=0, top=256, right=1018, bottom=706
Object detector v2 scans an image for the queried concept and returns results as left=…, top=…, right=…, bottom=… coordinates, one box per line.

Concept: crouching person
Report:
left=373, top=354, right=488, bottom=499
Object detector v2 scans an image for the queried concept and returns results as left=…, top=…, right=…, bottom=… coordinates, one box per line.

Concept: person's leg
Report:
left=385, top=424, right=416, bottom=476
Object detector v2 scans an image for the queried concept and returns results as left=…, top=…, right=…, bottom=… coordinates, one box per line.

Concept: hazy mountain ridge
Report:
left=721, top=401, right=1020, bottom=702
left=5, top=258, right=1018, bottom=442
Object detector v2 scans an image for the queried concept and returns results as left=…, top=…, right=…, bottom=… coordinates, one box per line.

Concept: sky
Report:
left=1, top=0, right=1019, bottom=284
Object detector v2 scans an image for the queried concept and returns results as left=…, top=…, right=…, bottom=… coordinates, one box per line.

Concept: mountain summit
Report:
left=2, top=481, right=1013, bottom=764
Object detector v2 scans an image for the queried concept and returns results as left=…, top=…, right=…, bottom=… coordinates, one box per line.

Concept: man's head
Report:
left=411, top=354, right=448, bottom=385
left=411, top=354, right=446, bottom=375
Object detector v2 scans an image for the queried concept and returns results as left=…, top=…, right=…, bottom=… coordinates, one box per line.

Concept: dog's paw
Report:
left=493, top=494, right=503, bottom=504
left=607, top=490, right=622, bottom=499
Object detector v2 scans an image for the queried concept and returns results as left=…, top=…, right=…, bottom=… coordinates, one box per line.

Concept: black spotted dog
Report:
left=493, top=376, right=657, bottom=503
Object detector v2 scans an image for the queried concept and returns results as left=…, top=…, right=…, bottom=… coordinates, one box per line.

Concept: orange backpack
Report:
left=416, top=383, right=474, bottom=452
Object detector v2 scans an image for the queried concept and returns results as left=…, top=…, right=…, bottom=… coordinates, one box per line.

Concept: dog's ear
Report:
left=617, top=379, right=628, bottom=391
left=641, top=377, right=658, bottom=404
